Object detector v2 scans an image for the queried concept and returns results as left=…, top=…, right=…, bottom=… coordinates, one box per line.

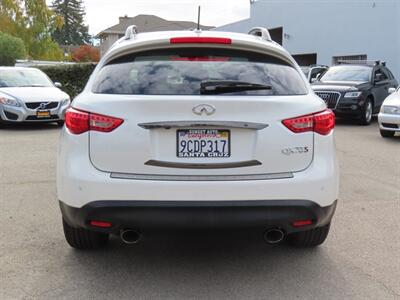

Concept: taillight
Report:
left=89, top=112, right=124, bottom=132
left=65, top=107, right=123, bottom=134
left=170, top=37, right=232, bottom=44
left=65, top=108, right=89, bottom=134
left=282, top=109, right=335, bottom=135
left=313, top=110, right=336, bottom=135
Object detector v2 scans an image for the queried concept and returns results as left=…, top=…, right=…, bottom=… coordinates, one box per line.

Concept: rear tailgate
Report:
left=87, top=94, right=319, bottom=176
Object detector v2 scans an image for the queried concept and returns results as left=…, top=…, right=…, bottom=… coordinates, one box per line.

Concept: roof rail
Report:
left=336, top=60, right=385, bottom=67
left=248, top=27, right=272, bottom=42
left=124, top=25, right=138, bottom=40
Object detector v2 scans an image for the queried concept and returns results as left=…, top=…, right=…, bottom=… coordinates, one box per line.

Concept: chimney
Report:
left=119, top=15, right=131, bottom=25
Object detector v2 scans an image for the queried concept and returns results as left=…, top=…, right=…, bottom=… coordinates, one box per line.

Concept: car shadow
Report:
left=334, top=116, right=377, bottom=126
left=54, top=229, right=353, bottom=299
left=0, top=122, right=61, bottom=131
left=335, top=117, right=400, bottom=141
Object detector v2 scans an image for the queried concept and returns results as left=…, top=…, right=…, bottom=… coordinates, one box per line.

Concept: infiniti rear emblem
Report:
left=192, top=104, right=216, bottom=116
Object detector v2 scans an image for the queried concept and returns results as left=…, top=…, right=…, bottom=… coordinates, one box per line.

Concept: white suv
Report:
left=57, top=27, right=338, bottom=249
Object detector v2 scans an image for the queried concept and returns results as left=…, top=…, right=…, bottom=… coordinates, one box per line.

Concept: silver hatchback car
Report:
left=0, top=67, right=70, bottom=125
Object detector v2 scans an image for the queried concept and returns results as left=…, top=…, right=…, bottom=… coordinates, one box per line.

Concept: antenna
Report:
left=197, top=6, right=201, bottom=30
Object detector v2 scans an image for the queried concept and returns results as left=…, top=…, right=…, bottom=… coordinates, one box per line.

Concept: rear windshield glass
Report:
left=92, top=48, right=307, bottom=96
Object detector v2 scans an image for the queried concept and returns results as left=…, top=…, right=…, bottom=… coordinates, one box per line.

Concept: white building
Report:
left=216, top=0, right=400, bottom=80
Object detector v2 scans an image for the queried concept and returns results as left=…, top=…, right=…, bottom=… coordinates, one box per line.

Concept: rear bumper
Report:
left=60, top=199, right=337, bottom=234
left=57, top=129, right=339, bottom=208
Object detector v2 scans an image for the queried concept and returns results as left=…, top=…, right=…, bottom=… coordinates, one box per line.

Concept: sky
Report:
left=81, top=0, right=250, bottom=35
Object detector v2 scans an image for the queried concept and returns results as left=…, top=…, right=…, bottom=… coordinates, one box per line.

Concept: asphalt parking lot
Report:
left=0, top=120, right=399, bottom=300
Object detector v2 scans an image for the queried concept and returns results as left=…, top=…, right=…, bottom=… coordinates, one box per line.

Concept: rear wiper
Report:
left=200, top=80, right=272, bottom=95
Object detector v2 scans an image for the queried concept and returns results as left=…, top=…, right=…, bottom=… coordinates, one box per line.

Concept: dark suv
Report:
left=312, top=61, right=398, bottom=125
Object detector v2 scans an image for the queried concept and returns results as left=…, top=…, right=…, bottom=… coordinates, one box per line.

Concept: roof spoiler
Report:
left=248, top=27, right=272, bottom=42
left=123, top=25, right=273, bottom=42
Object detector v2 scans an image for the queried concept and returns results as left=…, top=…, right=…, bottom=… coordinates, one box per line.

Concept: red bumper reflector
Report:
left=90, top=220, right=112, bottom=228
left=292, top=220, right=313, bottom=227
left=170, top=37, right=232, bottom=44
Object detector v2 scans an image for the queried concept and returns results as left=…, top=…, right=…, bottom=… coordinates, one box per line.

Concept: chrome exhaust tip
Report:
left=264, top=228, right=285, bottom=244
left=120, top=229, right=141, bottom=244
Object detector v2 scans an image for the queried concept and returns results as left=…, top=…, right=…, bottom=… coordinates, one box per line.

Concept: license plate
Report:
left=36, top=110, right=50, bottom=118
left=177, top=129, right=230, bottom=158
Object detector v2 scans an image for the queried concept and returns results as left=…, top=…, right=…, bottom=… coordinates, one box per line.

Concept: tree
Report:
left=51, top=0, right=91, bottom=45
left=0, top=0, right=64, bottom=60
left=0, top=32, right=26, bottom=66
left=71, top=45, right=99, bottom=62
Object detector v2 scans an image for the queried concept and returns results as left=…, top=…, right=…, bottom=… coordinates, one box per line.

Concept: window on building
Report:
left=292, top=53, right=317, bottom=66
left=332, top=54, right=367, bottom=65
left=269, top=27, right=283, bottom=45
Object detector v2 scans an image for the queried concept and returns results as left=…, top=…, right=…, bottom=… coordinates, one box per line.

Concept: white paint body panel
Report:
left=57, top=30, right=339, bottom=208
left=57, top=129, right=338, bottom=207
left=86, top=95, right=320, bottom=175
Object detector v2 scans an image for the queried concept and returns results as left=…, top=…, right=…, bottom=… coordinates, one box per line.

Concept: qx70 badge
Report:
left=192, top=104, right=216, bottom=116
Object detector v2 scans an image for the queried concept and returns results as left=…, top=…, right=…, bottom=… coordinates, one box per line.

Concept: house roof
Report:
left=96, top=14, right=215, bottom=38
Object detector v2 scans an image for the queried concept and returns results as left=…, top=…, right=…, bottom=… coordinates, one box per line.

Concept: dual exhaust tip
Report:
left=263, top=228, right=285, bottom=244
left=120, top=229, right=141, bottom=244
left=120, top=228, right=285, bottom=245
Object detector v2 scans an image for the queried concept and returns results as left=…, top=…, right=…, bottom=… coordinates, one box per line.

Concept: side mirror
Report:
left=311, top=78, right=318, bottom=83
left=374, top=74, right=383, bottom=83
left=54, top=82, right=62, bottom=88
left=388, top=87, right=396, bottom=94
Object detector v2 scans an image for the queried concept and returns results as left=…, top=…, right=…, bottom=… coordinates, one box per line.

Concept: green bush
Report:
left=0, top=32, right=26, bottom=66
left=37, top=63, right=96, bottom=98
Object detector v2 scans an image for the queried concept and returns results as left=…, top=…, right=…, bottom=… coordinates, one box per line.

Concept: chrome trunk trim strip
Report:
left=138, top=121, right=269, bottom=130
left=144, top=159, right=262, bottom=169
left=110, top=172, right=294, bottom=181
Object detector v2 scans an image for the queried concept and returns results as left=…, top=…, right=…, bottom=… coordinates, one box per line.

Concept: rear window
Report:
left=92, top=48, right=307, bottom=96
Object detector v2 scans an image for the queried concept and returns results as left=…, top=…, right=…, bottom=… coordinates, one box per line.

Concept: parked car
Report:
left=0, top=67, right=70, bottom=125
left=378, top=86, right=400, bottom=137
left=312, top=61, right=398, bottom=125
left=58, top=27, right=338, bottom=250
left=301, top=65, right=328, bottom=83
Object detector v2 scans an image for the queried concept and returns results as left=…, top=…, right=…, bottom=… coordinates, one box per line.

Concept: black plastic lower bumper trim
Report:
left=60, top=199, right=337, bottom=234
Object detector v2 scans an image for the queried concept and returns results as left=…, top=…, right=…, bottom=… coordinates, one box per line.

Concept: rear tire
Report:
left=287, top=223, right=331, bottom=247
left=380, top=129, right=395, bottom=138
left=57, top=121, right=64, bottom=127
left=62, top=219, right=109, bottom=249
left=0, top=115, right=6, bottom=127
left=359, top=98, right=373, bottom=125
